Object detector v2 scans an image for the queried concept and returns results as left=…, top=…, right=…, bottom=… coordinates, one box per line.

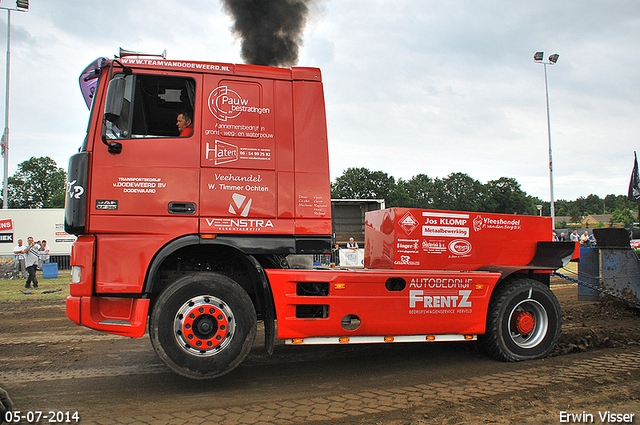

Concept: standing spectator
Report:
left=17, top=236, right=40, bottom=289
left=346, top=237, right=359, bottom=250
left=570, top=230, right=579, bottom=242
left=580, top=231, right=591, bottom=247
left=13, top=239, right=26, bottom=279
left=558, top=232, right=566, bottom=241
left=38, top=240, right=50, bottom=270
left=332, top=242, right=341, bottom=266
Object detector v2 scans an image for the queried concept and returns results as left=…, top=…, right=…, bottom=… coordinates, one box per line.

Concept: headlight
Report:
left=71, top=266, right=82, bottom=283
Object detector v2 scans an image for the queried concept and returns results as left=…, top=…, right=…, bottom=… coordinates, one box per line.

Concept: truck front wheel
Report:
left=481, top=278, right=561, bottom=362
left=149, top=273, right=257, bottom=379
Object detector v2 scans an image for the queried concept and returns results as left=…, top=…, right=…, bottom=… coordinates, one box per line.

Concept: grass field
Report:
left=0, top=271, right=71, bottom=302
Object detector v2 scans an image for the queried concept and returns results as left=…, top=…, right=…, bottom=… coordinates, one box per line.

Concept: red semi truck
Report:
left=65, top=51, right=577, bottom=379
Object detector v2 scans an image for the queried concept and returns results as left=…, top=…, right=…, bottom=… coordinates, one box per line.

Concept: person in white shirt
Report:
left=570, top=230, right=579, bottom=242
left=38, top=240, right=50, bottom=270
left=13, top=239, right=26, bottom=279
left=346, top=237, right=359, bottom=250
left=16, top=236, right=40, bottom=289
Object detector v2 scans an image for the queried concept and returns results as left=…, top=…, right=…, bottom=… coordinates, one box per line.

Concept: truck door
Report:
left=87, top=71, right=202, bottom=292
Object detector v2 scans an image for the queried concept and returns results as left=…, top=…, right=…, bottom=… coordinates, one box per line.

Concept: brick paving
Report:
left=77, top=349, right=640, bottom=425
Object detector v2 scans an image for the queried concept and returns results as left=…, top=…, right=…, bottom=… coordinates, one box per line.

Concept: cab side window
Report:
left=105, top=74, right=195, bottom=139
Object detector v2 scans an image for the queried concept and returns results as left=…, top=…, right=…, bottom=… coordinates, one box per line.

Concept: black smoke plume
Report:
left=220, top=0, right=311, bottom=67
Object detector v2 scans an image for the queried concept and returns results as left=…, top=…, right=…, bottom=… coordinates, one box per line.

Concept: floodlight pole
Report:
left=2, top=9, right=10, bottom=209
left=543, top=61, right=554, bottom=225
left=534, top=52, right=559, bottom=229
left=1, top=3, right=28, bottom=209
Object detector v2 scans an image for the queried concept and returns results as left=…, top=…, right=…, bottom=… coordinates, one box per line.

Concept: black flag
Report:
left=628, top=152, right=640, bottom=207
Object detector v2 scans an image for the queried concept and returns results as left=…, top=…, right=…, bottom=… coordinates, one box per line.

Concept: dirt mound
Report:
left=553, top=293, right=640, bottom=356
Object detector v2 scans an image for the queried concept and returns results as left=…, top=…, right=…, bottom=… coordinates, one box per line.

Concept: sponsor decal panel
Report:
left=206, top=172, right=271, bottom=193
left=407, top=277, right=474, bottom=315
left=205, top=140, right=272, bottom=166
left=111, top=176, right=167, bottom=194
left=448, top=239, right=473, bottom=257
left=228, top=193, right=252, bottom=217
left=396, top=238, right=419, bottom=254
left=297, top=194, right=329, bottom=217
left=422, top=239, right=446, bottom=254
left=201, top=216, right=295, bottom=234
left=208, top=85, right=271, bottom=122
left=96, top=200, right=118, bottom=210
left=421, top=211, right=470, bottom=238
left=399, top=211, right=419, bottom=235
left=422, top=225, right=469, bottom=238
left=205, top=217, right=274, bottom=232
left=66, top=179, right=85, bottom=199
left=394, top=255, right=420, bottom=266
left=201, top=169, right=276, bottom=218
left=204, top=82, right=275, bottom=141
left=121, top=58, right=232, bottom=73
left=473, top=215, right=522, bottom=231
left=422, top=211, right=470, bottom=225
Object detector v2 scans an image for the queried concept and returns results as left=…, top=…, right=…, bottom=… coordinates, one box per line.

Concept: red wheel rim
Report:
left=174, top=295, right=235, bottom=356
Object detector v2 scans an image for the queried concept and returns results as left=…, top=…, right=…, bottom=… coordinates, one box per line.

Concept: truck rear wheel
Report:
left=481, top=278, right=561, bottom=362
left=149, top=273, right=257, bottom=379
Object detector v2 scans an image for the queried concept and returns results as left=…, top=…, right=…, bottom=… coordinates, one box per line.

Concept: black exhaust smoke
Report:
left=220, top=0, right=311, bottom=67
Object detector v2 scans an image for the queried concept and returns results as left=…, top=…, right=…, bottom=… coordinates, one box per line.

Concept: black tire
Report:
left=149, top=273, right=257, bottom=379
left=480, top=278, right=561, bottom=362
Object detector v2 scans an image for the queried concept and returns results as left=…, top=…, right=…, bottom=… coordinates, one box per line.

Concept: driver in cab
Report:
left=176, top=111, right=193, bottom=137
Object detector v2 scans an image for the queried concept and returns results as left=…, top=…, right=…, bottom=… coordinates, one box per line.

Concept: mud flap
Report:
left=527, top=241, right=577, bottom=269
left=265, top=309, right=275, bottom=356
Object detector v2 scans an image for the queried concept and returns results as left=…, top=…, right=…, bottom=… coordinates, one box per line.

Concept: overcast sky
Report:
left=1, top=0, right=639, bottom=202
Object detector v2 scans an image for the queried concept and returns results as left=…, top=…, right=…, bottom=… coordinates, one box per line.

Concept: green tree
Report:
left=331, top=167, right=397, bottom=201
left=4, top=156, right=67, bottom=208
left=433, top=172, right=483, bottom=211
left=554, top=199, right=571, bottom=216
left=481, top=177, right=536, bottom=214
left=397, top=174, right=435, bottom=209
left=605, top=194, right=637, bottom=215
left=574, top=194, right=604, bottom=216
left=568, top=205, right=582, bottom=224
left=612, top=208, right=635, bottom=227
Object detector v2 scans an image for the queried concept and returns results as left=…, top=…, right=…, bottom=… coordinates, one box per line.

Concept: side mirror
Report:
left=104, top=75, right=127, bottom=122
left=101, top=75, right=128, bottom=153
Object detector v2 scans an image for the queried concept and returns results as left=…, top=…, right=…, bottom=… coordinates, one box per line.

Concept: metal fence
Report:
left=49, top=255, right=71, bottom=270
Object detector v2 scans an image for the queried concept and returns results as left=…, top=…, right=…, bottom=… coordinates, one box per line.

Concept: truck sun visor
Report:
left=79, top=57, right=109, bottom=109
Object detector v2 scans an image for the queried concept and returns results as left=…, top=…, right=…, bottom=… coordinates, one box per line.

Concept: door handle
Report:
left=168, top=202, right=196, bottom=214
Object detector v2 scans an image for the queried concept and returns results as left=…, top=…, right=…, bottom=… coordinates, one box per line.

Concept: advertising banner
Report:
left=339, top=248, right=364, bottom=267
left=365, top=208, right=552, bottom=271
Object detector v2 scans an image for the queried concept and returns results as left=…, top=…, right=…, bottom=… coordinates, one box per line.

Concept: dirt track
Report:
left=2, top=280, right=640, bottom=424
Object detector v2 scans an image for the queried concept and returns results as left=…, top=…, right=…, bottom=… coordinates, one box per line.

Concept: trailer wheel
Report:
left=149, top=273, right=257, bottom=379
left=481, top=278, right=561, bottom=362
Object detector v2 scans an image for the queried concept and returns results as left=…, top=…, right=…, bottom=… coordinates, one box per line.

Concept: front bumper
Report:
left=66, top=295, right=150, bottom=338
